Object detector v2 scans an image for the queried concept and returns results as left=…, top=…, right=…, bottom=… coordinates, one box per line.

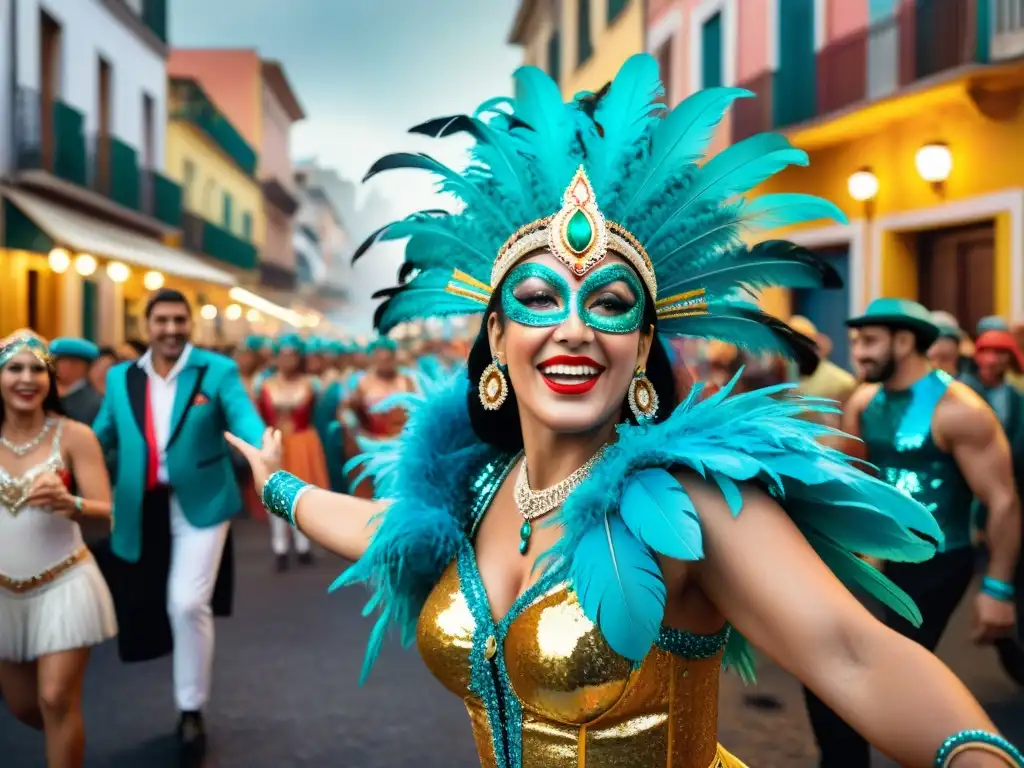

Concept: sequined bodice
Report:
left=415, top=457, right=732, bottom=768
left=860, top=370, right=972, bottom=550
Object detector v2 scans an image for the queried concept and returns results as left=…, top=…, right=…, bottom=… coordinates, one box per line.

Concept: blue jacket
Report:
left=93, top=347, right=265, bottom=562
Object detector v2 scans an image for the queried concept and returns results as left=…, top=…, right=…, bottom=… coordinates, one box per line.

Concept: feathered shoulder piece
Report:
left=355, top=54, right=845, bottom=363
left=334, top=372, right=943, bottom=683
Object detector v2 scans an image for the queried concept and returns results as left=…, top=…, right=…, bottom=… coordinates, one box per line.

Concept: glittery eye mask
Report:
left=500, top=262, right=646, bottom=334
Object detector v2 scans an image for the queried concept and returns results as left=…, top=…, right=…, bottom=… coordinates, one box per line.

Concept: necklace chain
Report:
left=0, top=418, right=54, bottom=457
left=513, top=447, right=606, bottom=522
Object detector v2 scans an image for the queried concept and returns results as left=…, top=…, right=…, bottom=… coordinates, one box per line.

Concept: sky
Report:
left=171, top=0, right=524, bottom=217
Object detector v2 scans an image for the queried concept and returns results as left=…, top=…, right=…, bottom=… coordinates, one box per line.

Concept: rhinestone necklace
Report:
left=513, top=447, right=606, bottom=556
left=0, top=417, right=54, bottom=457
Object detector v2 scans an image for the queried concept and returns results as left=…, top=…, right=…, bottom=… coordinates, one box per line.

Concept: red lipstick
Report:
left=537, top=355, right=605, bottom=396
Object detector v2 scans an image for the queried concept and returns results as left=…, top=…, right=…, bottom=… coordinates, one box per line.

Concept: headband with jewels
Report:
left=355, top=54, right=845, bottom=361
left=0, top=334, right=53, bottom=369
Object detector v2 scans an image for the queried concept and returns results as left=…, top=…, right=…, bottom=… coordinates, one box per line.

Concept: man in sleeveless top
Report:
left=802, top=298, right=1020, bottom=768
left=91, top=289, right=265, bottom=757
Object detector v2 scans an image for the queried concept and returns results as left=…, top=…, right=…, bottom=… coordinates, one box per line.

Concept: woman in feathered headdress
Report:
left=228, top=56, right=1021, bottom=768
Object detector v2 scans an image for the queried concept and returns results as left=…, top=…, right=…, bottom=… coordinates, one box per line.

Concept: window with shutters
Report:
left=701, top=12, right=723, bottom=88
left=577, top=0, right=593, bottom=66
left=608, top=0, right=628, bottom=24
left=773, top=0, right=817, bottom=127
left=222, top=191, right=233, bottom=230
left=548, top=30, right=561, bottom=84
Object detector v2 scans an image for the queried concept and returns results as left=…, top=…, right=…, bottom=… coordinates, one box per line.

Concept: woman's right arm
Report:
left=292, top=489, right=386, bottom=562
left=225, top=428, right=384, bottom=562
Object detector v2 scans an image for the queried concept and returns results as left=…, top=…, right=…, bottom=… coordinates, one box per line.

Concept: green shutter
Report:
left=222, top=192, right=233, bottom=229
left=701, top=13, right=723, bottom=89
left=577, top=0, right=593, bottom=65
left=773, top=0, right=817, bottom=127
left=82, top=279, right=98, bottom=342
left=607, top=0, right=628, bottom=23
left=241, top=212, right=253, bottom=241
left=547, top=30, right=561, bottom=84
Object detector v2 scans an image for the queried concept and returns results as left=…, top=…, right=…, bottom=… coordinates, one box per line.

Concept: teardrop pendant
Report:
left=518, top=520, right=532, bottom=556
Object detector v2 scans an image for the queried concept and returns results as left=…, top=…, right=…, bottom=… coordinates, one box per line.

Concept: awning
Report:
left=2, top=186, right=235, bottom=286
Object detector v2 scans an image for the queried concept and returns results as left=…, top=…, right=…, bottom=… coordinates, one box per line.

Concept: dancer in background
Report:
left=0, top=332, right=116, bottom=768
left=92, top=289, right=264, bottom=757
left=341, top=337, right=415, bottom=499
left=231, top=56, right=1022, bottom=768
left=256, top=334, right=328, bottom=571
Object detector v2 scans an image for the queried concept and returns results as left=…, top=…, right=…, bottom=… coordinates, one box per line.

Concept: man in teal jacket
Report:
left=92, top=289, right=264, bottom=756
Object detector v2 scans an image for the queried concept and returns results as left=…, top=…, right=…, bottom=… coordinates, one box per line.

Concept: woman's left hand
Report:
left=25, top=472, right=78, bottom=517
left=971, top=591, right=1016, bottom=644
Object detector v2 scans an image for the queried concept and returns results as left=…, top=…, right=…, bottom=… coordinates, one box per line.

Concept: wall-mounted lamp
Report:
left=143, top=270, right=165, bottom=291
left=225, top=303, right=243, bottom=321
left=246, top=308, right=261, bottom=323
left=48, top=248, right=71, bottom=274
left=847, top=168, right=879, bottom=202
left=74, top=254, right=97, bottom=277
left=106, top=261, right=130, bottom=284
left=200, top=304, right=218, bottom=320
left=915, top=142, right=952, bottom=195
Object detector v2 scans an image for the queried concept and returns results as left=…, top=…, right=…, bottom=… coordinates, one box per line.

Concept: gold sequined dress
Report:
left=414, top=457, right=747, bottom=768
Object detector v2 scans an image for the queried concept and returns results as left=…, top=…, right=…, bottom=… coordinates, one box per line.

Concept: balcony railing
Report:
left=169, top=79, right=258, bottom=176
left=13, top=87, right=88, bottom=186
left=732, top=0, right=993, bottom=142
left=141, top=0, right=167, bottom=42
left=182, top=211, right=258, bottom=270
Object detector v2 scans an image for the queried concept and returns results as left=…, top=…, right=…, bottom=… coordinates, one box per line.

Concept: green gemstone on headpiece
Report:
left=566, top=209, right=594, bottom=253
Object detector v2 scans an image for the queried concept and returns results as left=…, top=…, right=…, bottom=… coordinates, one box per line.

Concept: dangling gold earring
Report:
left=479, top=356, right=509, bottom=411
left=628, top=366, right=659, bottom=422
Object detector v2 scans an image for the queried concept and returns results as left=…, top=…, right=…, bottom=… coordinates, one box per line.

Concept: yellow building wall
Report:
left=757, top=87, right=1024, bottom=309
left=561, top=0, right=645, bottom=97
left=165, top=121, right=265, bottom=246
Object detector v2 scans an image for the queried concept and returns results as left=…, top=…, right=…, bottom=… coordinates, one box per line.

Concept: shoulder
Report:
left=61, top=418, right=102, bottom=453
left=107, top=360, right=134, bottom=381
left=937, top=379, right=999, bottom=443
left=845, top=381, right=880, bottom=415
left=197, top=349, right=239, bottom=376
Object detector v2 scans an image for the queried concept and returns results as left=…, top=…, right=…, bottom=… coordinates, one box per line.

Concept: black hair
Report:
left=0, top=365, right=65, bottom=428
left=145, top=288, right=192, bottom=318
left=467, top=290, right=678, bottom=453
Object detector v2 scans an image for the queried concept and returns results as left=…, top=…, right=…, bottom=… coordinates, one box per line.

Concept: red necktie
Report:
left=144, top=380, right=160, bottom=490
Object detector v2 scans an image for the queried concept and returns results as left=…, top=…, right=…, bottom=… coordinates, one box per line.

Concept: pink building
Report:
left=167, top=49, right=305, bottom=290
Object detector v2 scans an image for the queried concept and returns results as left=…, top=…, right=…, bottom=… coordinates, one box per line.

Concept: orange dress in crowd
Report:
left=344, top=377, right=414, bottom=499
left=259, top=377, right=331, bottom=493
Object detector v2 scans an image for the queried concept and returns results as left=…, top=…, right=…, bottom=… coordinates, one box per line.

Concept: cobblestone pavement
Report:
left=2, top=519, right=1021, bottom=767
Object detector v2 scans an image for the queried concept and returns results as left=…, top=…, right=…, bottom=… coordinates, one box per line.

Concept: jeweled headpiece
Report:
left=355, top=54, right=845, bottom=358
left=0, top=332, right=52, bottom=369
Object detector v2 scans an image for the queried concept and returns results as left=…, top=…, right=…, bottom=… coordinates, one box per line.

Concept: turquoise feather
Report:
left=617, top=85, right=752, bottom=216
left=571, top=512, right=667, bottom=661
left=620, top=468, right=703, bottom=561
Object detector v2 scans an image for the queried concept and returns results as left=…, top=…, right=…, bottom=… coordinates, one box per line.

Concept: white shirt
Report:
left=139, top=344, right=193, bottom=484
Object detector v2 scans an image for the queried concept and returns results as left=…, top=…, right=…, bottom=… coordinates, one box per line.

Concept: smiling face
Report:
left=487, top=251, right=652, bottom=436
left=1, top=349, right=52, bottom=415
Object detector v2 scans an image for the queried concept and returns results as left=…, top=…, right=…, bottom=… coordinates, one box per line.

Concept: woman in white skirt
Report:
left=0, top=331, right=117, bottom=767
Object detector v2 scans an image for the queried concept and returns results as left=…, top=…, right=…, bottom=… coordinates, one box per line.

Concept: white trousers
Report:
left=269, top=515, right=310, bottom=556
left=168, top=497, right=228, bottom=712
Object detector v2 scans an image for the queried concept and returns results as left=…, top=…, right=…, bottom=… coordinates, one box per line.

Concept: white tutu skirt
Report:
left=0, top=555, right=118, bottom=662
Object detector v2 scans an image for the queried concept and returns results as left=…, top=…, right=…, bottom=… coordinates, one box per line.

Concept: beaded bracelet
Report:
left=935, top=729, right=1024, bottom=768
left=982, top=577, right=1016, bottom=602
left=262, top=471, right=312, bottom=527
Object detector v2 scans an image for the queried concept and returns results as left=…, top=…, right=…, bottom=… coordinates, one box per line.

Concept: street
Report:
left=2, top=519, right=1022, bottom=767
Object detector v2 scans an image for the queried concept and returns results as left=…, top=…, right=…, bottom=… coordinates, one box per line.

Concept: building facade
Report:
left=510, top=0, right=645, bottom=98
left=0, top=0, right=234, bottom=342
left=650, top=0, right=1024, bottom=366
left=166, top=50, right=305, bottom=293
left=293, top=160, right=351, bottom=320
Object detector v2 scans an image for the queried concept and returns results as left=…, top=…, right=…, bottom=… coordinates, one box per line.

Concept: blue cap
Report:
left=845, top=298, right=940, bottom=347
left=977, top=315, right=1009, bottom=334
left=273, top=334, right=306, bottom=354
left=50, top=338, right=100, bottom=362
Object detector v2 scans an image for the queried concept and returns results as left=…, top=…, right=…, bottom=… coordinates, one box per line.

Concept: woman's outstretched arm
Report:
left=226, top=428, right=385, bottom=562
left=685, top=476, right=1008, bottom=768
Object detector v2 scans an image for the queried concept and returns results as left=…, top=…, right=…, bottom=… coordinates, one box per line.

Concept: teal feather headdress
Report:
left=355, top=54, right=845, bottom=359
